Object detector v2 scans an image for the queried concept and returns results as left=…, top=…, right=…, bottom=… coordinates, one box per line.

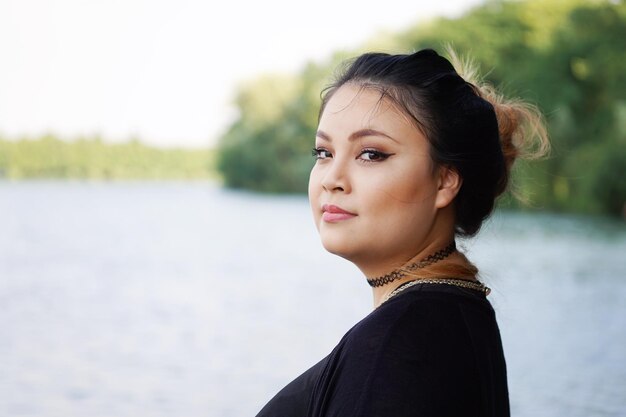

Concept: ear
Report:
left=435, top=165, right=462, bottom=209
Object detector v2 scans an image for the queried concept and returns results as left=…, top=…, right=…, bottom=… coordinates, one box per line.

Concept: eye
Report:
left=312, top=147, right=332, bottom=160
left=359, top=149, right=392, bottom=162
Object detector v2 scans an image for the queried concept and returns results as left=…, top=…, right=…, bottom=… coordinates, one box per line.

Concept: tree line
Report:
left=216, top=0, right=626, bottom=217
left=0, top=135, right=216, bottom=180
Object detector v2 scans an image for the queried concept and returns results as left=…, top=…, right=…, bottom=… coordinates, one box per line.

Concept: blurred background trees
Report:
left=216, top=0, right=626, bottom=216
left=0, top=135, right=216, bottom=180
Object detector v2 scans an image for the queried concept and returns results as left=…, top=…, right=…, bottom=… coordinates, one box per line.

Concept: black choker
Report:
left=366, top=241, right=457, bottom=288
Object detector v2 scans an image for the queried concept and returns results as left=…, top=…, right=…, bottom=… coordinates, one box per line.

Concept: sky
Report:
left=0, top=0, right=483, bottom=148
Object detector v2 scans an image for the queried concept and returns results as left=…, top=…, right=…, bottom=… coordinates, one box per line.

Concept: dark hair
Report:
left=319, top=49, right=549, bottom=236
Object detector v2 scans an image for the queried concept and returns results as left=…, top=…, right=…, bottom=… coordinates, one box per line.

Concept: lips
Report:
left=321, top=204, right=357, bottom=223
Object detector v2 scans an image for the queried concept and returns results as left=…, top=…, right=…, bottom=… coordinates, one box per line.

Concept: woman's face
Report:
left=308, top=84, right=455, bottom=273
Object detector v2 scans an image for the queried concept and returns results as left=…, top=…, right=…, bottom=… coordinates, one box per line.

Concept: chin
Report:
left=320, top=236, right=360, bottom=262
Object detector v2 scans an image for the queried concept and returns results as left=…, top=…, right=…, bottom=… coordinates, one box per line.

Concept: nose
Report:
left=320, top=157, right=350, bottom=193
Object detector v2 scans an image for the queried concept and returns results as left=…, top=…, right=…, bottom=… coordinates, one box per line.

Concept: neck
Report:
left=370, top=250, right=475, bottom=308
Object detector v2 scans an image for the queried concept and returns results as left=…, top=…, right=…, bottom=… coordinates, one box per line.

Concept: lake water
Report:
left=1, top=181, right=625, bottom=417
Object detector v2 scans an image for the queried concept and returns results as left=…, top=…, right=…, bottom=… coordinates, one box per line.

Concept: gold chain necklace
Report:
left=381, top=278, right=491, bottom=305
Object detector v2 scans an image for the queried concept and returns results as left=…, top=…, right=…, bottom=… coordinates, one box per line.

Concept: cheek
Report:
left=362, top=168, right=438, bottom=237
left=368, top=165, right=436, bottom=205
left=308, top=167, right=322, bottom=224
left=308, top=164, right=319, bottom=192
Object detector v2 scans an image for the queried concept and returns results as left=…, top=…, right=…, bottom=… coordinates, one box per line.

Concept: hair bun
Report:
left=447, top=48, right=550, bottom=192
left=481, top=86, right=549, bottom=170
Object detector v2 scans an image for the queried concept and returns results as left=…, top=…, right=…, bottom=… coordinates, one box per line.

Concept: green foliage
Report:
left=217, top=65, right=327, bottom=193
left=218, top=0, right=625, bottom=216
left=0, top=135, right=216, bottom=180
left=561, top=138, right=626, bottom=214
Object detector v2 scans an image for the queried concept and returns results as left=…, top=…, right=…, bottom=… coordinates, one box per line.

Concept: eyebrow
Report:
left=316, top=128, right=398, bottom=144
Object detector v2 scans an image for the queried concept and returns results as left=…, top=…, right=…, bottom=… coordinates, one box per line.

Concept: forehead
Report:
left=320, top=84, right=416, bottom=132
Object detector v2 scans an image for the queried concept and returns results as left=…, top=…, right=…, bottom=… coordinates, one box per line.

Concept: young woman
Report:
left=256, top=48, right=548, bottom=417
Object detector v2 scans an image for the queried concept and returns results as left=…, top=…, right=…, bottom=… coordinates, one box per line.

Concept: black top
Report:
left=256, top=283, right=509, bottom=417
